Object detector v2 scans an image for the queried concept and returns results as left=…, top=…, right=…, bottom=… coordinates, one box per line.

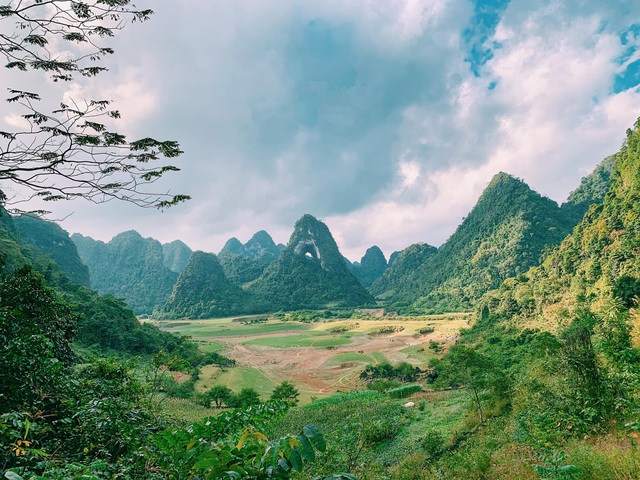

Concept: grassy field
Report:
left=153, top=312, right=471, bottom=404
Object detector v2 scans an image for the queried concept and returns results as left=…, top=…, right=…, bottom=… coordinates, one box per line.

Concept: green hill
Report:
left=13, top=216, right=90, bottom=287
left=219, top=230, right=282, bottom=286
left=158, top=251, right=252, bottom=319
left=162, top=239, right=193, bottom=274
left=484, top=123, right=640, bottom=324
left=71, top=231, right=178, bottom=314
left=375, top=173, right=596, bottom=313
left=350, top=246, right=388, bottom=287
left=249, top=214, right=375, bottom=310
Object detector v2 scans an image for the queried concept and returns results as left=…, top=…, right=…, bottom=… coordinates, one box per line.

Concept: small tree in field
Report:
left=202, top=385, right=233, bottom=408
left=270, top=381, right=300, bottom=405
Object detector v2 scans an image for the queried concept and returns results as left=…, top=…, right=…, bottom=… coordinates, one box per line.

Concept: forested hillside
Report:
left=249, top=214, right=374, bottom=310
left=349, top=246, right=388, bottom=287
left=374, top=164, right=613, bottom=314
left=72, top=231, right=178, bottom=314
left=158, top=251, right=254, bottom=319
left=483, top=124, right=640, bottom=326
left=218, top=230, right=282, bottom=286
left=13, top=216, right=90, bottom=287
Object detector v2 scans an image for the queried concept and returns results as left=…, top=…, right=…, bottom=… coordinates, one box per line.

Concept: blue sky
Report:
left=3, top=0, right=640, bottom=261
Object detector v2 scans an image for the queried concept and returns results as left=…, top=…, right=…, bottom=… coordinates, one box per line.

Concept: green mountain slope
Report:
left=162, top=240, right=193, bottom=274
left=71, top=231, right=178, bottom=314
left=218, top=230, right=282, bottom=286
left=370, top=242, right=438, bottom=301
left=376, top=173, right=588, bottom=313
left=13, top=216, right=90, bottom=287
left=249, top=214, right=374, bottom=310
left=484, top=122, right=640, bottom=324
left=158, top=251, right=251, bottom=319
left=350, top=246, right=388, bottom=287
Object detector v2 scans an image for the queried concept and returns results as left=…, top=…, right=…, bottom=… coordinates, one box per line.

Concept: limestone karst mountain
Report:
left=72, top=231, right=178, bottom=314
left=12, top=215, right=90, bottom=287
left=162, top=240, right=193, bottom=274
left=248, top=214, right=375, bottom=310
left=373, top=171, right=607, bottom=313
left=484, top=124, right=640, bottom=322
left=157, top=251, right=251, bottom=319
left=219, top=230, right=282, bottom=285
left=350, top=246, right=388, bottom=287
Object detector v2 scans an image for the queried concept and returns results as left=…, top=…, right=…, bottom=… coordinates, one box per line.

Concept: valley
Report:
left=152, top=312, right=471, bottom=404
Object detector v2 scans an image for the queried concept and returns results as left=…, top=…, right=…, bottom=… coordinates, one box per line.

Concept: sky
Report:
left=2, top=0, right=640, bottom=262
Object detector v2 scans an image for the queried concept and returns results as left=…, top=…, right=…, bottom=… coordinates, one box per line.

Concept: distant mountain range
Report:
left=0, top=153, right=614, bottom=319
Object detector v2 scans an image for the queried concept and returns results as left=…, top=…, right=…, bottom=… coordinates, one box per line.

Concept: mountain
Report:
left=218, top=253, right=267, bottom=286
left=13, top=216, right=90, bottom=287
left=162, top=240, right=193, bottom=274
left=158, top=251, right=251, bottom=319
left=248, top=214, right=375, bottom=310
left=388, top=251, right=400, bottom=267
left=561, top=156, right=615, bottom=224
left=0, top=210, right=72, bottom=285
left=371, top=243, right=438, bottom=301
left=351, top=246, right=388, bottom=287
left=484, top=124, right=640, bottom=323
left=218, top=230, right=282, bottom=286
left=71, top=231, right=178, bottom=314
left=374, top=173, right=588, bottom=313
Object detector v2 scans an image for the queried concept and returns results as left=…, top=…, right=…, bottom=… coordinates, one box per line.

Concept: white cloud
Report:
left=9, top=0, right=637, bottom=263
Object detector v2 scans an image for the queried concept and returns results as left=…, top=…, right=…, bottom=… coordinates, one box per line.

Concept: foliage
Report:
left=0, top=266, right=77, bottom=413
left=270, top=382, right=301, bottom=406
left=201, top=385, right=234, bottom=408
left=157, top=250, right=255, bottom=319
left=0, top=0, right=188, bottom=213
left=72, top=231, right=179, bottom=314
left=249, top=215, right=375, bottom=310
left=360, top=361, right=423, bottom=383
left=228, top=388, right=263, bottom=409
left=387, top=384, right=423, bottom=399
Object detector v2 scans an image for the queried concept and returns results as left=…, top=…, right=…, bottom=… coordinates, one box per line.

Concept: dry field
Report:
left=152, top=312, right=472, bottom=404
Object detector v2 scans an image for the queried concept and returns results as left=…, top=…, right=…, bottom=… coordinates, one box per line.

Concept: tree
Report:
left=228, top=387, right=261, bottom=408
left=270, top=381, right=300, bottom=405
left=432, top=345, right=507, bottom=423
left=0, top=1, right=189, bottom=213
left=202, top=385, right=233, bottom=408
left=0, top=265, right=78, bottom=413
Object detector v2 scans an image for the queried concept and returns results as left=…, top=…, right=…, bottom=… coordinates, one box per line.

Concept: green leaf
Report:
left=297, top=434, right=316, bottom=462
left=289, top=448, right=303, bottom=472
left=303, top=425, right=326, bottom=452
left=4, top=472, right=24, bottom=480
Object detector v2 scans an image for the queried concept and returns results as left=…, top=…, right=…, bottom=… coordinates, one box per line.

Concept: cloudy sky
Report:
left=3, top=0, right=640, bottom=261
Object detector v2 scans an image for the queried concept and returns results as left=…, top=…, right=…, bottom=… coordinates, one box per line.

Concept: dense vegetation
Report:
left=349, top=246, right=388, bottom=287
left=373, top=167, right=612, bottom=314
left=249, top=214, right=375, bottom=310
left=72, top=231, right=178, bottom=314
left=162, top=239, right=193, bottom=274
left=13, top=216, right=90, bottom=287
left=158, top=251, right=255, bottom=319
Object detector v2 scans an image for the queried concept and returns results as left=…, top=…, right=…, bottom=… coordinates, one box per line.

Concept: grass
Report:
left=196, top=365, right=278, bottom=399
left=168, top=321, right=310, bottom=338
left=244, top=332, right=357, bottom=348
left=156, top=396, right=217, bottom=425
